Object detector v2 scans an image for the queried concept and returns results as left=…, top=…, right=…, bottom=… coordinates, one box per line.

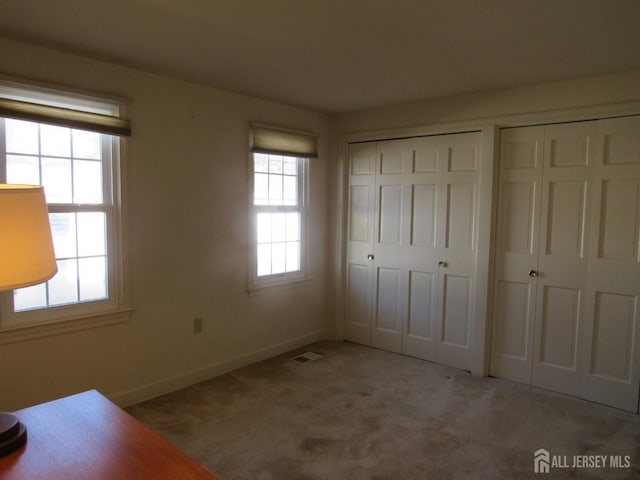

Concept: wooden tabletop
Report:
left=0, top=390, right=221, bottom=480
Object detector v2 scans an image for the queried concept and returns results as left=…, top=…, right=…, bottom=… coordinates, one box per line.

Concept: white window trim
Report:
left=248, top=154, right=310, bottom=294
left=0, top=80, right=133, bottom=344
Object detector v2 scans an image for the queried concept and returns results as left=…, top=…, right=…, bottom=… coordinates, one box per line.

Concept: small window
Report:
left=249, top=125, right=316, bottom=290
left=0, top=80, right=131, bottom=340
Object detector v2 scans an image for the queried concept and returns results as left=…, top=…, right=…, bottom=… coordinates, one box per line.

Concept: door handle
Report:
left=438, top=261, right=448, bottom=268
left=367, top=254, right=374, bottom=260
left=528, top=270, right=538, bottom=277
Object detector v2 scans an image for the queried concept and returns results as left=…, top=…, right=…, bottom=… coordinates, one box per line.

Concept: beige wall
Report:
left=0, top=38, right=331, bottom=410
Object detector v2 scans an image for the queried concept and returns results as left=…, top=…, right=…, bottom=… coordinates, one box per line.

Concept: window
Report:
left=254, top=153, right=304, bottom=277
left=249, top=124, right=316, bottom=290
left=0, top=79, right=131, bottom=339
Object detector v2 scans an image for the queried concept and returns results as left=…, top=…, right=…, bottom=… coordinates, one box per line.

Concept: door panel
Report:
left=499, top=181, right=535, bottom=254
left=493, top=280, right=531, bottom=364
left=435, top=133, right=481, bottom=370
left=490, top=126, right=544, bottom=382
left=531, top=121, right=595, bottom=398
left=345, top=264, right=372, bottom=344
left=373, top=266, right=403, bottom=352
left=538, top=286, right=581, bottom=370
left=407, top=270, right=434, bottom=339
left=442, top=275, right=472, bottom=347
left=349, top=185, right=372, bottom=242
left=598, top=180, right=640, bottom=260
left=344, top=143, right=376, bottom=345
left=378, top=185, right=403, bottom=245
left=545, top=181, right=587, bottom=258
left=410, top=184, right=437, bottom=247
left=582, top=116, right=640, bottom=412
left=446, top=183, right=475, bottom=250
left=591, top=292, right=636, bottom=381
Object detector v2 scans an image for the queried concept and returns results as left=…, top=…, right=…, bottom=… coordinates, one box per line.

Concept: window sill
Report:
left=0, top=307, right=135, bottom=345
left=247, top=277, right=312, bottom=296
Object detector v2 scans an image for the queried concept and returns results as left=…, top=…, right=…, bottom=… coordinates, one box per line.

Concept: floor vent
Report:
left=292, top=352, right=323, bottom=363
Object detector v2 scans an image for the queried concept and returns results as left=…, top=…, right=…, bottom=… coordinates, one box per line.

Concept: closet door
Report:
left=490, top=126, right=544, bottom=383
left=398, top=136, right=441, bottom=361
left=344, top=142, right=376, bottom=346
left=491, top=116, right=640, bottom=412
left=434, top=132, right=481, bottom=370
left=582, top=116, right=640, bottom=412
left=345, top=131, right=482, bottom=372
left=372, top=137, right=441, bottom=355
left=531, top=121, right=597, bottom=397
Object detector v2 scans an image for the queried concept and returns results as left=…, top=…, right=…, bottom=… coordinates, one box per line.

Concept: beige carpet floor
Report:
left=127, top=341, right=639, bottom=479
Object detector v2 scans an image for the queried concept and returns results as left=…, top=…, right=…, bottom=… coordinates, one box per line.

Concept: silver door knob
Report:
left=367, top=254, right=374, bottom=260
left=528, top=270, right=538, bottom=277
left=438, top=261, right=448, bottom=268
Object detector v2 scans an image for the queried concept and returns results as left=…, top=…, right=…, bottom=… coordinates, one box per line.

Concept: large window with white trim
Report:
left=0, top=80, right=130, bottom=336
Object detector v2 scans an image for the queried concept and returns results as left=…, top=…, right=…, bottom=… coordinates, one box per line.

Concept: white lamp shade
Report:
left=0, top=184, right=58, bottom=291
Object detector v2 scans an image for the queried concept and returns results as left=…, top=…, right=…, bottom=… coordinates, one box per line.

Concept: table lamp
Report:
left=0, top=184, right=58, bottom=457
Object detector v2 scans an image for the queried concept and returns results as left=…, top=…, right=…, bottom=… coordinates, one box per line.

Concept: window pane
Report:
left=6, top=154, right=40, bottom=184
left=268, top=174, right=283, bottom=205
left=40, top=124, right=71, bottom=157
left=286, top=212, right=300, bottom=241
left=42, top=157, right=72, bottom=203
left=257, top=244, right=271, bottom=277
left=272, top=213, right=286, bottom=242
left=269, top=156, right=283, bottom=174
left=74, top=160, right=103, bottom=204
left=48, top=259, right=79, bottom=306
left=257, top=213, right=272, bottom=244
left=254, top=173, right=269, bottom=205
left=283, top=175, right=297, bottom=205
left=286, top=241, right=301, bottom=272
left=6, top=119, right=38, bottom=154
left=254, top=153, right=268, bottom=173
left=79, top=256, right=107, bottom=301
left=77, top=212, right=106, bottom=256
left=283, top=157, right=297, bottom=175
left=50, top=212, right=77, bottom=258
left=13, top=283, right=47, bottom=312
left=271, top=242, right=286, bottom=274
left=72, top=130, right=101, bottom=159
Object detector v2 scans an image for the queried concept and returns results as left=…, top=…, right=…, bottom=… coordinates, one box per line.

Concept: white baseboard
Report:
left=110, top=329, right=329, bottom=407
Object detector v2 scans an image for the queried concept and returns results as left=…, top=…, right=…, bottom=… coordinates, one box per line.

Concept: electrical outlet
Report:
left=192, top=317, right=203, bottom=334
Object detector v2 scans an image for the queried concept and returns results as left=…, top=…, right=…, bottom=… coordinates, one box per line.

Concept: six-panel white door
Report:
left=582, top=116, right=640, bottom=412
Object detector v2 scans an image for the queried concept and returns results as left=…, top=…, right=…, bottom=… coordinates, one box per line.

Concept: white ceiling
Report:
left=1, top=0, right=639, bottom=114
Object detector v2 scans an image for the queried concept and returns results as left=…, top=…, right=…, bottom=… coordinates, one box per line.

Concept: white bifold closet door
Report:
left=345, top=131, right=481, bottom=371
left=491, top=116, right=640, bottom=412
